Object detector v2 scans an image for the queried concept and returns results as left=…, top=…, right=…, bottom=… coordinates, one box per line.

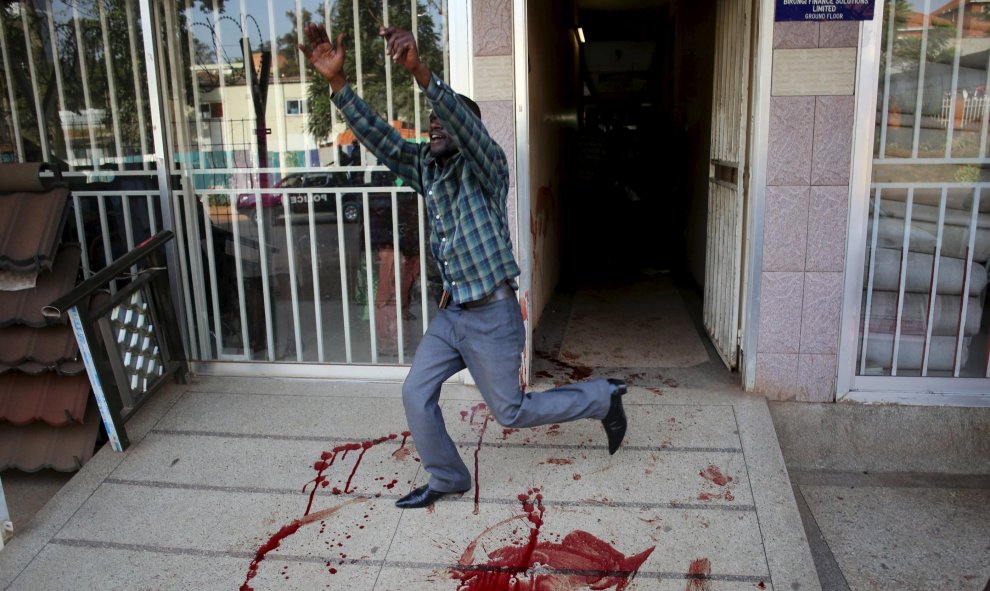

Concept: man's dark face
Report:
left=429, top=112, right=457, bottom=159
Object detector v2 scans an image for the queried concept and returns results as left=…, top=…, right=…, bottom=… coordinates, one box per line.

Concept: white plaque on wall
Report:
left=472, top=55, right=514, bottom=102
left=772, top=48, right=857, bottom=96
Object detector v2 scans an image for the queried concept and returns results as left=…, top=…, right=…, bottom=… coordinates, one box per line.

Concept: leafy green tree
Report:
left=275, top=8, right=308, bottom=79
left=881, top=0, right=956, bottom=77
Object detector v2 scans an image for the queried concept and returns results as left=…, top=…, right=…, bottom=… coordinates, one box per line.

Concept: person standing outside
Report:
left=299, top=23, right=628, bottom=509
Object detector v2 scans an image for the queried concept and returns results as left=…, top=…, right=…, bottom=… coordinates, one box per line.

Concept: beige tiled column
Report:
left=755, top=21, right=858, bottom=402
left=471, top=0, right=518, bottom=255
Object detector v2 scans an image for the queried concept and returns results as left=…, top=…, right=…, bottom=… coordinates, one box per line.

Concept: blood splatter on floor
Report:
left=697, top=464, right=735, bottom=502
left=450, top=488, right=655, bottom=591
left=460, top=403, right=494, bottom=515
left=239, top=433, right=412, bottom=590
left=699, top=465, right=732, bottom=487
left=686, top=558, right=712, bottom=591
left=534, top=351, right=593, bottom=384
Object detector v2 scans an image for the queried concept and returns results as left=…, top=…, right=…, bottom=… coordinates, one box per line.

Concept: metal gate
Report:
left=704, top=0, right=752, bottom=370
left=0, top=0, right=474, bottom=376
left=146, top=0, right=457, bottom=370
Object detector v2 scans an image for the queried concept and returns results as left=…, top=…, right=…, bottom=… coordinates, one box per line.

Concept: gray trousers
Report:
left=402, top=295, right=613, bottom=493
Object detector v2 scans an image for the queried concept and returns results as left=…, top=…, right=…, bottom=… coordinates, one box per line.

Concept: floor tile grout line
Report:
left=177, top=388, right=741, bottom=407
left=100, top=478, right=758, bottom=511
left=732, top=405, right=776, bottom=589
left=45, top=538, right=770, bottom=582
left=106, top=389, right=191, bottom=481
left=791, top=482, right=853, bottom=591
left=148, top=428, right=743, bottom=453
left=788, top=469, right=990, bottom=490
left=371, top=461, right=422, bottom=591
left=2, top=387, right=191, bottom=591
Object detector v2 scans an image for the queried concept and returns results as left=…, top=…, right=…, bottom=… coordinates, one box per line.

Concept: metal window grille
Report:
left=0, top=0, right=454, bottom=370
left=157, top=0, right=450, bottom=366
left=860, top=0, right=990, bottom=380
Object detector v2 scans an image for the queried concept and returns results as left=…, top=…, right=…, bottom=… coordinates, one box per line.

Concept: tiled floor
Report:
left=0, top=376, right=819, bottom=591
left=0, top=276, right=820, bottom=590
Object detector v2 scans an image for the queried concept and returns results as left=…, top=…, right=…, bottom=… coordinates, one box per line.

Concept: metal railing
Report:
left=43, top=231, right=188, bottom=451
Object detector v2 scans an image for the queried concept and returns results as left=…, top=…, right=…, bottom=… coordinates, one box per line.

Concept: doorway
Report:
left=526, top=0, right=747, bottom=388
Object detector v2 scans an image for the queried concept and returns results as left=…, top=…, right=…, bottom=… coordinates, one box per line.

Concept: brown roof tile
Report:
left=0, top=360, right=85, bottom=376
left=0, top=402, right=100, bottom=472
left=0, top=372, right=91, bottom=426
left=0, top=188, right=71, bottom=273
left=0, top=244, right=80, bottom=328
left=0, top=324, right=79, bottom=366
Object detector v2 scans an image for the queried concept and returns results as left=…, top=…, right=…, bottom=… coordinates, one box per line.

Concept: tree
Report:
left=880, top=0, right=956, bottom=77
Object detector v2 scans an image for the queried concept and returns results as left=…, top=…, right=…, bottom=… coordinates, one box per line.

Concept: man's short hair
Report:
left=458, top=94, right=482, bottom=120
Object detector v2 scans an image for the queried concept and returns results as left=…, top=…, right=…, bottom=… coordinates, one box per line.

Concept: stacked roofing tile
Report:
left=0, top=188, right=71, bottom=274
left=0, top=171, right=101, bottom=473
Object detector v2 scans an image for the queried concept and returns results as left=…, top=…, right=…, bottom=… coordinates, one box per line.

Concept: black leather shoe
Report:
left=602, top=379, right=627, bottom=455
left=394, top=484, right=468, bottom=509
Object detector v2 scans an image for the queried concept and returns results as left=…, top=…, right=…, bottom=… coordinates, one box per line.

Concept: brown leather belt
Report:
left=459, top=283, right=516, bottom=309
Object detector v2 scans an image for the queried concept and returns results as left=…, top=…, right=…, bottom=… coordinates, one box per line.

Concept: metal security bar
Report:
left=859, top=0, right=990, bottom=383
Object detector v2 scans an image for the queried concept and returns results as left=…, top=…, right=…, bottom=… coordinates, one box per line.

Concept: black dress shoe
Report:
left=394, top=484, right=468, bottom=509
left=602, top=379, right=628, bottom=455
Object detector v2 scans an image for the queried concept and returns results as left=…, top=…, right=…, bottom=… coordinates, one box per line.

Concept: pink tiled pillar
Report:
left=754, top=21, right=858, bottom=402
left=472, top=0, right=518, bottom=256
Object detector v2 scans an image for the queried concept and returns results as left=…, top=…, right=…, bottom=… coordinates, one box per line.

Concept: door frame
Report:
left=740, top=0, right=774, bottom=390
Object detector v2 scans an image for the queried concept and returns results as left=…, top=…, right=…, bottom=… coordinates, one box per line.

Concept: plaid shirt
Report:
left=332, top=74, right=520, bottom=304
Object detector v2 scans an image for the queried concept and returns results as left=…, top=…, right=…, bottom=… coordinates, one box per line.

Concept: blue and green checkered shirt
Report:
left=332, top=74, right=520, bottom=305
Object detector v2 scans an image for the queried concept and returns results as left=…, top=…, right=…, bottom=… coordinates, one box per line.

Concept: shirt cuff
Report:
left=331, top=83, right=357, bottom=108
left=422, top=73, right=448, bottom=103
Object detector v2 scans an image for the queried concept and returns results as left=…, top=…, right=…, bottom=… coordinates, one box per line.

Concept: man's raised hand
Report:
left=380, top=26, right=431, bottom=88
left=298, top=23, right=346, bottom=92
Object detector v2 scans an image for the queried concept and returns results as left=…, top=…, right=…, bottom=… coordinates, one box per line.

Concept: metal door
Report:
left=704, top=0, right=752, bottom=370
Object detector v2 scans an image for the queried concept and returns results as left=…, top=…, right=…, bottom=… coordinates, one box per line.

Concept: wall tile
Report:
left=473, top=0, right=513, bottom=56
left=807, top=186, right=849, bottom=272
left=798, top=354, right=837, bottom=402
left=480, top=100, right=516, bottom=188
left=755, top=353, right=800, bottom=400
left=763, top=186, right=810, bottom=272
left=758, top=272, right=804, bottom=353
left=812, top=96, right=854, bottom=185
left=819, top=22, right=859, bottom=48
left=768, top=97, right=815, bottom=186
left=800, top=272, right=844, bottom=354
left=773, top=22, right=819, bottom=49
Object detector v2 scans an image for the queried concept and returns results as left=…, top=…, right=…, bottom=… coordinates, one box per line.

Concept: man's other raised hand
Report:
left=298, top=23, right=346, bottom=92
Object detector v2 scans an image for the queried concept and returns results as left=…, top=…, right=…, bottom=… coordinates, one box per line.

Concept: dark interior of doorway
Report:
left=566, top=0, right=713, bottom=282
left=532, top=0, right=739, bottom=386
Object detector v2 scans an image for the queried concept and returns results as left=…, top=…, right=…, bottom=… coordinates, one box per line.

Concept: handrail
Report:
left=42, top=229, right=187, bottom=451
left=43, top=231, right=174, bottom=321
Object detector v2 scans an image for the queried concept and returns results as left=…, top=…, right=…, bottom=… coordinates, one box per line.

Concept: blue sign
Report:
left=776, top=0, right=876, bottom=22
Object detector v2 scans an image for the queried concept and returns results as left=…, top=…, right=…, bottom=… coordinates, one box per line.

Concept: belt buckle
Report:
left=439, top=289, right=451, bottom=309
